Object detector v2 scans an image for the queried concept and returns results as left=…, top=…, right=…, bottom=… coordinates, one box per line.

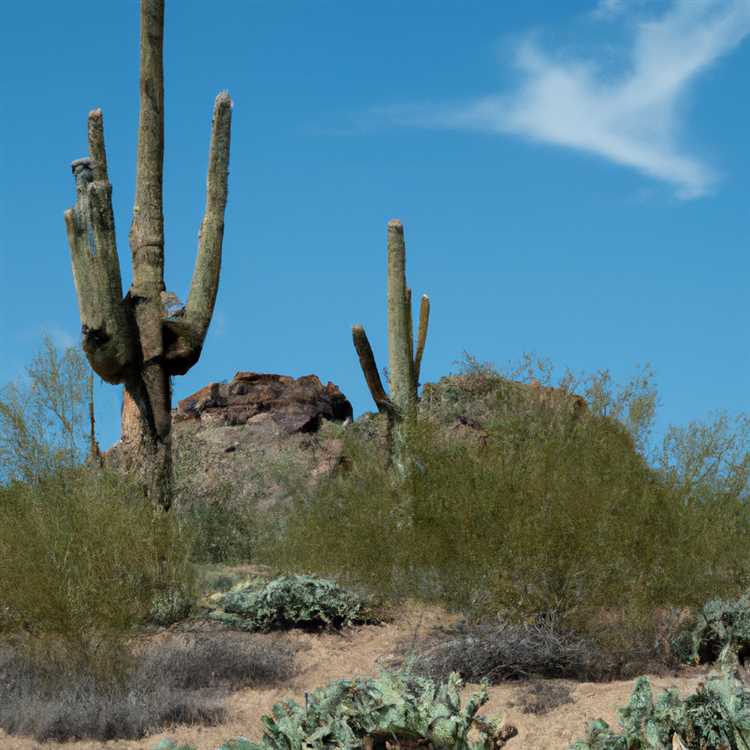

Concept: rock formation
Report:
left=174, top=372, right=353, bottom=433
left=109, top=367, right=651, bottom=521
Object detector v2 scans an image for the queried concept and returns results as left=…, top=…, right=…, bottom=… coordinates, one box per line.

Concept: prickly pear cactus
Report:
left=569, top=654, right=750, bottom=750
left=209, top=666, right=515, bottom=749
left=669, top=593, right=750, bottom=667
left=206, top=574, right=379, bottom=632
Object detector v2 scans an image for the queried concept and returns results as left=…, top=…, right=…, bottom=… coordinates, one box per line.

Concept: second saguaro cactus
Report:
left=353, top=220, right=430, bottom=479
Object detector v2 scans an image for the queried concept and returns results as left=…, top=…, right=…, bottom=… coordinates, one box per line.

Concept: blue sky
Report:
left=1, top=0, right=748, bottom=457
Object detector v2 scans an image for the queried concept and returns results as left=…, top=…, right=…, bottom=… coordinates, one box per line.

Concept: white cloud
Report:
left=591, top=0, right=630, bottom=20
left=390, top=0, right=750, bottom=199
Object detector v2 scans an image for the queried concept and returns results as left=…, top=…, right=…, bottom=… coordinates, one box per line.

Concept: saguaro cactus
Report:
left=64, top=0, right=232, bottom=510
left=352, top=220, right=430, bottom=479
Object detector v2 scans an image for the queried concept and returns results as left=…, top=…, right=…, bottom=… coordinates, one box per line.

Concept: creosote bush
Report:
left=251, top=352, right=750, bottom=668
left=0, top=465, right=198, bottom=681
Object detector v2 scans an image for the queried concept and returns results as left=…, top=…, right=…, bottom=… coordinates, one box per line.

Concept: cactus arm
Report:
left=183, top=91, right=233, bottom=347
left=64, top=110, right=133, bottom=384
left=87, top=108, right=109, bottom=182
left=352, top=325, right=394, bottom=416
left=405, top=286, right=415, bottom=387
left=386, top=220, right=416, bottom=420
left=413, top=294, right=430, bottom=389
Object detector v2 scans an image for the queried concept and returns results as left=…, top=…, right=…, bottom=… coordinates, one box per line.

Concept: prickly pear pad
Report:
left=212, top=666, right=515, bottom=750
left=206, top=574, right=380, bottom=632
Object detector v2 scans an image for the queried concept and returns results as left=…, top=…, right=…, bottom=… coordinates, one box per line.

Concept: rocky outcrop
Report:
left=110, top=367, right=650, bottom=521
left=169, top=372, right=353, bottom=514
left=175, top=372, right=353, bottom=434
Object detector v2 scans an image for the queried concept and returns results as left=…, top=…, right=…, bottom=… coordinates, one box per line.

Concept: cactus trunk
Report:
left=352, top=219, right=430, bottom=482
left=386, top=221, right=418, bottom=480
left=64, top=0, right=232, bottom=510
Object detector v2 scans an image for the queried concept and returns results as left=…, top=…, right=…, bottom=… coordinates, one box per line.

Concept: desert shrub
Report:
left=176, top=665, right=517, bottom=750
left=183, top=498, right=257, bottom=564
left=0, top=335, right=92, bottom=484
left=515, top=679, right=575, bottom=715
left=250, top=352, right=750, bottom=664
left=383, top=612, right=663, bottom=686
left=147, top=585, right=196, bottom=627
left=569, top=656, right=750, bottom=750
left=206, top=574, right=382, bottom=632
left=0, top=632, right=297, bottom=742
left=669, top=593, right=750, bottom=667
left=0, top=466, right=198, bottom=680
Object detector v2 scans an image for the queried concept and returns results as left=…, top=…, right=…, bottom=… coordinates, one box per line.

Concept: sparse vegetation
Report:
left=382, top=611, right=655, bottom=685
left=250, top=352, right=750, bottom=672
left=0, top=466, right=198, bottom=680
left=0, top=633, right=297, bottom=742
left=0, top=334, right=91, bottom=484
left=2, top=347, right=750, bottom=747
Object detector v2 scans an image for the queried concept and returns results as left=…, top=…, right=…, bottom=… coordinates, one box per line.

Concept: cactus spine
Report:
left=353, top=220, right=430, bottom=480
left=63, top=0, right=232, bottom=509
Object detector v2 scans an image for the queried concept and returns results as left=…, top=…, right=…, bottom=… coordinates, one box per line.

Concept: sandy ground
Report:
left=0, top=594, right=729, bottom=750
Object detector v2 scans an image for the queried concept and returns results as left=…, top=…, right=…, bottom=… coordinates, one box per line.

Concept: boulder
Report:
left=170, top=372, right=353, bottom=514
left=175, top=371, right=353, bottom=433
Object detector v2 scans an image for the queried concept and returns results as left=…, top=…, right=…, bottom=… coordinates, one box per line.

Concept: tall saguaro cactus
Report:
left=64, top=0, right=232, bottom=510
left=352, top=220, right=430, bottom=480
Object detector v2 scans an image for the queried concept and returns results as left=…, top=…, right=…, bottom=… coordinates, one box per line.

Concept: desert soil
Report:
left=1, top=587, right=726, bottom=750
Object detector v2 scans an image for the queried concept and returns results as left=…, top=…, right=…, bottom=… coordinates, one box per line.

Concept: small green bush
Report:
left=207, top=574, right=381, bottom=632
left=184, top=499, right=257, bottom=564
left=0, top=466, right=197, bottom=679
left=147, top=585, right=196, bottom=627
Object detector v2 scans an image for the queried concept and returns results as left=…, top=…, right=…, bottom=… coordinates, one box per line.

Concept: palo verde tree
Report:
left=352, top=219, right=430, bottom=480
left=64, top=0, right=232, bottom=510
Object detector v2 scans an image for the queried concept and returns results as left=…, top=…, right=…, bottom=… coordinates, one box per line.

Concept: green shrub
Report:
left=183, top=497, right=257, bottom=564
left=249, top=352, right=750, bottom=667
left=207, top=574, right=381, bottom=632
left=569, top=657, right=750, bottom=750
left=0, top=466, right=197, bottom=679
left=194, top=665, right=517, bottom=749
left=147, top=585, right=196, bottom=627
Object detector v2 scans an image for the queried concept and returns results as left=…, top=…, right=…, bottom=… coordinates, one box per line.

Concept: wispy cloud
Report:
left=382, top=0, right=750, bottom=199
left=591, top=0, right=630, bottom=20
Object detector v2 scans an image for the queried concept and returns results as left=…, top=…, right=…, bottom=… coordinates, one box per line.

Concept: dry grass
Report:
left=0, top=632, right=298, bottom=742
